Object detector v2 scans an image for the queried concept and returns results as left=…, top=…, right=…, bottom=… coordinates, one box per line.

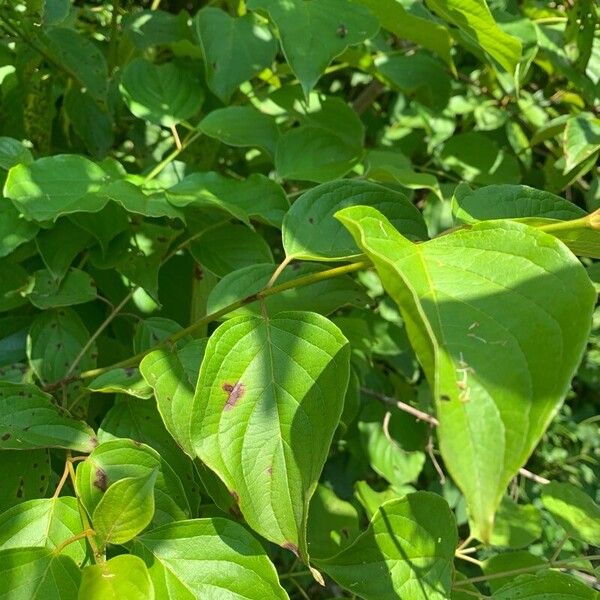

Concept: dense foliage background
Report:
left=0, top=0, right=599, bottom=598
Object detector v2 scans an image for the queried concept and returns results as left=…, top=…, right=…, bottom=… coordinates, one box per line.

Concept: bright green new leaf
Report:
left=283, top=180, right=427, bottom=261
left=131, top=519, right=289, bottom=599
left=452, top=183, right=586, bottom=224
left=0, top=449, right=50, bottom=512
left=190, top=223, right=274, bottom=277
left=77, top=439, right=190, bottom=527
left=247, top=0, right=379, bottom=96
left=4, top=155, right=110, bottom=222
left=316, top=493, right=458, bottom=600
left=190, top=312, right=350, bottom=564
left=0, top=497, right=85, bottom=564
left=0, top=382, right=96, bottom=452
left=120, top=58, right=204, bottom=127
left=199, top=106, right=279, bottom=156
left=27, top=308, right=96, bottom=385
left=425, top=0, right=522, bottom=75
left=195, top=7, right=277, bottom=102
left=86, top=368, right=153, bottom=399
left=206, top=263, right=369, bottom=318
left=27, top=269, right=97, bottom=309
left=79, top=555, right=154, bottom=600
left=563, top=113, right=600, bottom=173
left=0, top=203, right=38, bottom=258
left=92, top=469, right=158, bottom=548
left=337, top=206, right=595, bottom=541
left=492, top=570, right=598, bottom=599
left=541, top=482, right=600, bottom=546
left=0, top=547, right=80, bottom=600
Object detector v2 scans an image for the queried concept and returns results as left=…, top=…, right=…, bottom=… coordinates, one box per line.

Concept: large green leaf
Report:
left=0, top=382, right=96, bottom=452
left=337, top=206, right=595, bottom=541
left=76, top=439, right=190, bottom=527
left=0, top=547, right=80, bottom=600
left=247, top=0, right=379, bottom=95
left=190, top=312, right=350, bottom=564
left=282, top=180, right=427, bottom=261
left=541, top=482, right=600, bottom=546
left=92, top=469, right=158, bottom=548
left=316, top=493, right=457, bottom=600
left=0, top=497, right=85, bottom=564
left=131, top=519, right=289, bottom=599
left=195, top=7, right=277, bottom=102
left=79, top=555, right=154, bottom=600
left=425, top=0, right=522, bottom=75
left=4, top=155, right=110, bottom=222
left=120, top=59, right=204, bottom=127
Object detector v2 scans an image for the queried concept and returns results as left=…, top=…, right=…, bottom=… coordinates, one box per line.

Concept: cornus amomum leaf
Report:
left=190, top=312, right=350, bottom=569
left=315, top=493, right=457, bottom=600
left=337, top=205, right=595, bottom=541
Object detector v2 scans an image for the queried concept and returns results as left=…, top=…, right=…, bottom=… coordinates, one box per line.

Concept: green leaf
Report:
left=0, top=449, right=50, bottom=512
left=79, top=554, right=154, bottom=600
left=0, top=260, right=29, bottom=312
left=492, top=570, right=598, bottom=599
left=474, top=496, right=542, bottom=548
left=541, top=482, right=600, bottom=546
left=354, top=481, right=403, bottom=520
left=424, top=0, right=522, bottom=75
left=199, top=106, right=279, bottom=156
left=283, top=180, right=427, bottom=261
left=563, top=113, right=600, bottom=173
left=0, top=203, right=38, bottom=258
left=139, top=338, right=207, bottom=457
left=483, top=551, right=545, bottom=594
left=0, top=382, right=96, bottom=452
left=0, top=547, right=80, bottom=600
left=207, top=263, right=369, bottom=318
left=307, top=484, right=360, bottom=559
left=0, top=137, right=33, bottom=170
left=92, top=469, right=158, bottom=548
left=316, top=493, right=457, bottom=600
left=4, top=155, right=110, bottom=222
left=190, top=312, right=350, bottom=563
left=275, top=125, right=362, bottom=182
left=452, top=183, right=586, bottom=224
left=132, top=518, right=289, bottom=599
left=46, top=27, right=108, bottom=104
left=27, top=269, right=97, bottom=309
left=337, top=206, right=595, bottom=541
left=166, top=171, right=289, bottom=228
left=123, top=9, right=192, bottom=49
left=0, top=497, right=86, bottom=564
left=355, top=0, right=454, bottom=69
left=120, top=58, right=204, bottom=127
left=247, top=0, right=379, bottom=96
left=27, top=308, right=96, bottom=385
left=86, top=368, right=153, bottom=399
left=76, top=439, right=190, bottom=528
left=195, top=7, right=277, bottom=102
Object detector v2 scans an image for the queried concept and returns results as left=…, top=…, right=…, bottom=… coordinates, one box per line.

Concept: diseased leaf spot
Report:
left=194, top=264, right=204, bottom=280
left=1, top=433, right=10, bottom=441
left=337, top=24, right=348, bottom=38
left=222, top=381, right=245, bottom=411
left=282, top=542, right=299, bottom=557
left=230, top=490, right=240, bottom=504
left=93, top=467, right=107, bottom=491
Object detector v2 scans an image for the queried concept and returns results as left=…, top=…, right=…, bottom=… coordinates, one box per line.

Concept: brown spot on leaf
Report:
left=222, top=382, right=245, bottom=411
left=266, top=467, right=273, bottom=476
left=1, top=433, right=10, bottom=441
left=93, top=468, right=107, bottom=491
left=124, top=367, right=136, bottom=378
left=230, top=490, right=240, bottom=504
left=194, top=264, right=204, bottom=281
left=282, top=542, right=299, bottom=557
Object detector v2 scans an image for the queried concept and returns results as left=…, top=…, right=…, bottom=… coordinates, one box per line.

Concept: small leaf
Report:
left=199, top=106, right=279, bottom=156
left=120, top=59, right=204, bottom=127
left=79, top=554, right=154, bottom=600
left=0, top=547, right=80, bottom=600
left=0, top=203, right=38, bottom=258
left=190, top=312, right=350, bottom=563
left=247, top=0, right=379, bottom=96
left=0, top=382, right=96, bottom=452
left=0, top=497, right=86, bottom=564
left=92, top=469, right=158, bottom=547
left=563, top=113, right=600, bottom=173
left=0, top=137, right=33, bottom=170
left=0, top=260, right=30, bottom=312
left=541, top=482, right=600, bottom=546
left=4, top=155, right=110, bottom=222
left=316, top=493, right=458, bottom=600
left=283, top=180, right=427, bottom=261
left=492, top=570, right=598, bottom=599
left=27, top=269, right=97, bottom=309
left=337, top=206, right=595, bottom=541
left=195, top=7, right=277, bottom=102
left=86, top=368, right=153, bottom=399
